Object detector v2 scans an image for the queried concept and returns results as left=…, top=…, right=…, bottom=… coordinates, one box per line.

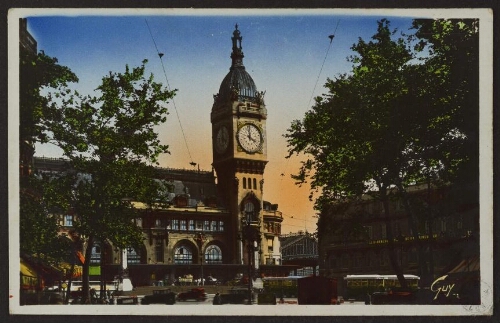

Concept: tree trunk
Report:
left=426, top=179, right=435, bottom=287
left=81, top=235, right=94, bottom=304
left=64, top=250, right=75, bottom=304
left=396, top=182, right=429, bottom=287
left=380, top=186, right=408, bottom=289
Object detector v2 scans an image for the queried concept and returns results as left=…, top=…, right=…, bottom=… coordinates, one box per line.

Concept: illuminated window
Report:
left=90, top=244, right=101, bottom=264
left=267, top=238, right=273, bottom=252
left=127, top=247, right=140, bottom=264
left=155, top=218, right=168, bottom=228
left=244, top=201, right=256, bottom=222
left=196, top=220, right=203, bottom=231
left=155, top=239, right=164, bottom=262
left=64, top=215, right=73, bottom=227
left=174, top=246, right=193, bottom=264
left=219, top=221, right=224, bottom=232
left=205, top=245, right=222, bottom=264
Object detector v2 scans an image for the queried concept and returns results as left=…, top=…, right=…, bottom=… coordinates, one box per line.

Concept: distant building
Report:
left=19, top=18, right=37, bottom=53
left=280, top=231, right=319, bottom=276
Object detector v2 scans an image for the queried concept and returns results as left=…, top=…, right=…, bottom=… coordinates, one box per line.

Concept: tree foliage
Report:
left=285, top=19, right=479, bottom=286
left=20, top=49, right=78, bottom=143
left=20, top=174, right=73, bottom=263
left=20, top=49, right=78, bottom=266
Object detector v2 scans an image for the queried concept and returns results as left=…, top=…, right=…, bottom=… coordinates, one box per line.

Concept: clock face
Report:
left=237, top=123, right=262, bottom=153
left=215, top=126, right=229, bottom=154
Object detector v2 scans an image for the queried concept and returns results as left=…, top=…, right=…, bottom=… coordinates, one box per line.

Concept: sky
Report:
left=14, top=8, right=441, bottom=234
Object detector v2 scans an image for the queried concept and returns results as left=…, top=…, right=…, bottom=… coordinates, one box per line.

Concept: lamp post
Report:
left=243, top=214, right=260, bottom=305
left=195, top=233, right=206, bottom=286
left=397, top=234, right=405, bottom=268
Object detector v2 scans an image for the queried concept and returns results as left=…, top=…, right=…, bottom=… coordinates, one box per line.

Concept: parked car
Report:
left=219, top=288, right=249, bottom=304
left=331, top=295, right=344, bottom=305
left=176, top=287, right=208, bottom=302
left=141, top=289, right=176, bottom=305
left=208, top=276, right=221, bottom=285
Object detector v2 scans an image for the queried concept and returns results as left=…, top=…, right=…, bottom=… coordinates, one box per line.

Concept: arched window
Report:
left=174, top=245, right=193, bottom=264
left=242, top=178, right=246, bottom=189
left=205, top=245, right=222, bottom=264
left=247, top=177, right=251, bottom=189
left=253, top=178, right=257, bottom=190
left=90, top=244, right=101, bottom=264
left=155, top=239, right=164, bottom=263
left=244, top=201, right=255, bottom=222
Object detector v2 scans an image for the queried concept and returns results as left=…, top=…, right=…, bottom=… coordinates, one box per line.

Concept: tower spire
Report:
left=230, top=23, right=244, bottom=69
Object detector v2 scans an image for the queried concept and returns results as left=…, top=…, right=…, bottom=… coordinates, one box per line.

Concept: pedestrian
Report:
left=213, top=292, right=222, bottom=305
left=365, top=292, right=371, bottom=305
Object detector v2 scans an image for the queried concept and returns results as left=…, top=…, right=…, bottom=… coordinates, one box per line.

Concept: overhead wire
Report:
left=306, top=19, right=341, bottom=110
left=145, top=19, right=196, bottom=166
left=279, top=19, right=341, bottom=233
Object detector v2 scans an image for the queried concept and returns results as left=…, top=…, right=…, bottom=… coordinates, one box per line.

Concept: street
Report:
left=133, top=294, right=366, bottom=306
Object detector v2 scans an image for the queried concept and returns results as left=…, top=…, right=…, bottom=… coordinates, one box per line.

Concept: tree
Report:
left=19, top=48, right=79, bottom=285
left=285, top=19, right=478, bottom=287
left=38, top=60, right=175, bottom=303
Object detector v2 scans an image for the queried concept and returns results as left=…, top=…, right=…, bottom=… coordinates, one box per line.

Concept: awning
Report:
left=76, top=251, right=85, bottom=264
left=20, top=260, right=37, bottom=278
left=20, top=260, right=40, bottom=290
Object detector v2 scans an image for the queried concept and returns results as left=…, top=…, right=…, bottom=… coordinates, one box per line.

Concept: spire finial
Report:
left=230, top=24, right=244, bottom=68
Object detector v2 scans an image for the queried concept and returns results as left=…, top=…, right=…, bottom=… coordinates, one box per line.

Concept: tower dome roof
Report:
left=217, top=24, right=258, bottom=102
left=218, top=67, right=257, bottom=102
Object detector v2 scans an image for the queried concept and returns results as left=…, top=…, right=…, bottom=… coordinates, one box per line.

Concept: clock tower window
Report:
left=244, top=201, right=256, bottom=222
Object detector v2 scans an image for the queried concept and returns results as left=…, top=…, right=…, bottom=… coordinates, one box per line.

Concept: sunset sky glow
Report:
left=18, top=9, right=437, bottom=233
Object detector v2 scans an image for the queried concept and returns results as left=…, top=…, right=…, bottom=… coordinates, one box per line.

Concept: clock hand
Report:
left=247, top=128, right=254, bottom=141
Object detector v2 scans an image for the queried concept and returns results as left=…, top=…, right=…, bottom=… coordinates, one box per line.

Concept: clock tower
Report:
left=211, top=24, right=268, bottom=265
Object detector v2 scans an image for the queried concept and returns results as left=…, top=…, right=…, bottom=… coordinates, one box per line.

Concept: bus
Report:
left=68, top=280, right=117, bottom=293
left=262, top=276, right=304, bottom=298
left=344, top=274, right=420, bottom=300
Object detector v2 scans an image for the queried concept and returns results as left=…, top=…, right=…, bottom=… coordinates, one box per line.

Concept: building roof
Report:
left=216, top=24, right=258, bottom=103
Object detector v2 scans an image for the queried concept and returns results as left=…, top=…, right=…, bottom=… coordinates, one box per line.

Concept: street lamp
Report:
left=195, top=233, right=206, bottom=286
left=397, top=234, right=405, bottom=267
left=243, top=212, right=260, bottom=305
